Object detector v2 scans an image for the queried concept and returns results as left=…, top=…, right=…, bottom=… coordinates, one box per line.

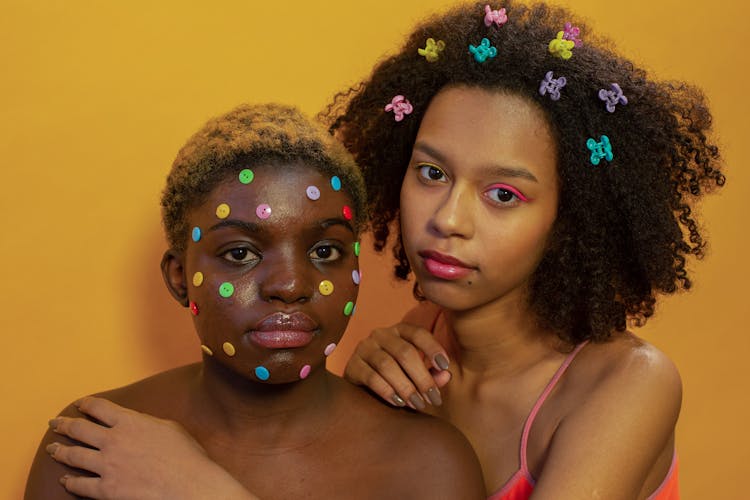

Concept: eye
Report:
left=484, top=184, right=528, bottom=207
left=309, top=244, right=342, bottom=262
left=417, top=163, right=447, bottom=183
left=222, top=247, right=259, bottom=264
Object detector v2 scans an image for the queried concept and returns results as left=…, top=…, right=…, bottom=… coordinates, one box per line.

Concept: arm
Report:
left=27, top=397, right=258, bottom=500
left=344, top=305, right=452, bottom=410
left=531, top=346, right=682, bottom=499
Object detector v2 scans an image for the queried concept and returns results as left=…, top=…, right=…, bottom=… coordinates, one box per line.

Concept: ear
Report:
left=161, top=250, right=189, bottom=307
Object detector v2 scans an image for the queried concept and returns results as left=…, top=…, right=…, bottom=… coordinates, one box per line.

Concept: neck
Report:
left=440, top=292, right=565, bottom=377
left=189, top=357, right=340, bottom=448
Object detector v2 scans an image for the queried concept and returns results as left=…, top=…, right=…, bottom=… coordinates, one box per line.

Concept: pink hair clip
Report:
left=384, top=95, right=414, bottom=122
left=598, top=83, right=628, bottom=113
left=484, top=5, right=508, bottom=27
left=562, top=22, right=582, bottom=47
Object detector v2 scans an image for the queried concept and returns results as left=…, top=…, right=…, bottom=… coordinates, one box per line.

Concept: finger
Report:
left=75, top=396, right=128, bottom=427
left=430, top=367, right=452, bottom=388
left=60, top=474, right=103, bottom=499
left=359, top=336, right=428, bottom=410
left=394, top=323, right=450, bottom=371
left=49, top=416, right=109, bottom=449
left=47, top=442, right=101, bottom=474
left=372, top=330, right=441, bottom=406
left=344, top=355, right=407, bottom=407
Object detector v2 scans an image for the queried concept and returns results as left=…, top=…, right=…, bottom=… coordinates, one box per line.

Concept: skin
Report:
left=345, top=86, right=682, bottom=499
left=25, top=163, right=485, bottom=500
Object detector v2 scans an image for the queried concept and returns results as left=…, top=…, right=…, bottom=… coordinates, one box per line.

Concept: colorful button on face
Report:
left=353, top=241, right=360, bottom=256
left=324, top=343, right=337, bottom=356
left=216, top=203, right=231, bottom=219
left=192, top=227, right=202, bottom=242
left=306, top=185, right=321, bottom=200
left=222, top=342, right=236, bottom=356
left=256, top=204, right=272, bottom=219
left=352, top=270, right=360, bottom=285
left=192, top=272, right=204, bottom=287
left=318, top=280, right=334, bottom=296
left=299, top=364, right=311, bottom=379
left=189, top=301, right=199, bottom=316
left=255, top=366, right=270, bottom=381
left=219, top=282, right=234, bottom=298
left=201, top=344, right=213, bottom=356
left=343, top=301, right=355, bottom=316
left=239, top=169, right=254, bottom=184
left=342, top=205, right=353, bottom=220
left=330, top=176, right=342, bottom=191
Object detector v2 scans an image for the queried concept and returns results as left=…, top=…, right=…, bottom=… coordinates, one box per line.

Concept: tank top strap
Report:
left=519, top=341, right=589, bottom=473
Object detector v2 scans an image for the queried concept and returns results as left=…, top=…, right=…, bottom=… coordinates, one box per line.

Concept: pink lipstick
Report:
left=249, top=312, right=317, bottom=349
left=419, top=250, right=475, bottom=280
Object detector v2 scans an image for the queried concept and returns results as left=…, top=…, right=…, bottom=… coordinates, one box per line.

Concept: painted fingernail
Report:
left=409, top=393, right=426, bottom=411
left=427, top=387, right=442, bottom=406
left=46, top=443, right=60, bottom=455
left=48, top=418, right=59, bottom=430
left=434, top=354, right=450, bottom=370
left=391, top=394, right=406, bottom=407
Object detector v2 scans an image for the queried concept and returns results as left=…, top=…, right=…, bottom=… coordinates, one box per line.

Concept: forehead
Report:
left=190, top=163, right=355, bottom=228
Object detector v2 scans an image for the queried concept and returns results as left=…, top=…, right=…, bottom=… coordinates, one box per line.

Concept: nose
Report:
left=258, top=250, right=313, bottom=304
left=429, top=182, right=474, bottom=239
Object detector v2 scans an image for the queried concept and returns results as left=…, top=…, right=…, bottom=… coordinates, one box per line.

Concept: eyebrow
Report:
left=413, top=141, right=539, bottom=183
left=208, top=218, right=354, bottom=234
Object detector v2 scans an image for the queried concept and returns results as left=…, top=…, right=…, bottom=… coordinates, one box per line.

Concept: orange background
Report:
left=1, top=1, right=747, bottom=497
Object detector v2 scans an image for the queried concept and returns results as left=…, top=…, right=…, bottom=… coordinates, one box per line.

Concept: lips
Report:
left=248, top=312, right=318, bottom=349
left=418, top=250, right=475, bottom=280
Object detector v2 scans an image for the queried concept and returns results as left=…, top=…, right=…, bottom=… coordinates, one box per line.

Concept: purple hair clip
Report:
left=484, top=5, right=508, bottom=27
left=384, top=95, right=413, bottom=122
left=539, top=71, right=566, bottom=101
left=598, top=83, right=628, bottom=113
left=562, top=22, right=582, bottom=47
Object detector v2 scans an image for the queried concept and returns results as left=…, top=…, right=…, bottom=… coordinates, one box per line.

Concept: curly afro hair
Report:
left=321, top=1, right=725, bottom=344
left=161, top=103, right=367, bottom=252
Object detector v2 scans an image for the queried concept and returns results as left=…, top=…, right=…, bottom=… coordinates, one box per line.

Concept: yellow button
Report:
left=222, top=342, right=236, bottom=356
left=216, top=203, right=230, bottom=219
left=318, top=280, right=334, bottom=296
left=192, top=272, right=204, bottom=287
left=201, top=345, right=213, bottom=356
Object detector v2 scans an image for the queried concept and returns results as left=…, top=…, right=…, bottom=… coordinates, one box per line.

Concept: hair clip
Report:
left=484, top=5, right=508, bottom=27
left=598, top=83, right=628, bottom=113
left=469, top=38, right=498, bottom=63
left=586, top=135, right=613, bottom=165
left=418, top=38, right=446, bottom=62
left=539, top=71, right=566, bottom=101
left=562, top=22, right=582, bottom=47
left=548, top=32, right=575, bottom=60
left=384, top=95, right=414, bottom=122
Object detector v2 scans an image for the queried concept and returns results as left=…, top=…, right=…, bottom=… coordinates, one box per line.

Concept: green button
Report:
left=239, top=169, right=254, bottom=184
left=219, top=282, right=234, bottom=298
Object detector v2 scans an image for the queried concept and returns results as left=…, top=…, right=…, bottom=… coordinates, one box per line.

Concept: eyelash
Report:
left=308, top=243, right=343, bottom=263
left=484, top=184, right=528, bottom=207
left=416, top=163, right=448, bottom=183
left=222, top=247, right=260, bottom=265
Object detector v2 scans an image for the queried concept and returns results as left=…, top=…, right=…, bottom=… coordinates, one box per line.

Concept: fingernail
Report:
left=391, top=394, right=406, bottom=407
left=46, top=443, right=59, bottom=455
left=409, top=393, right=426, bottom=411
left=48, top=418, right=59, bottom=430
left=427, top=387, right=442, bottom=406
left=434, top=354, right=449, bottom=370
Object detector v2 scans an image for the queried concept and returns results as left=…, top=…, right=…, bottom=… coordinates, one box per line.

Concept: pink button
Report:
left=256, top=204, right=272, bottom=219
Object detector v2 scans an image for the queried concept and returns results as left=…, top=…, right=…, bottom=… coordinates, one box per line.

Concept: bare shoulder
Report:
left=332, top=377, right=485, bottom=499
left=24, top=365, right=199, bottom=499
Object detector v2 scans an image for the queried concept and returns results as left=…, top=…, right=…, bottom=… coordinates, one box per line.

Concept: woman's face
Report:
left=173, top=164, right=360, bottom=383
left=400, top=86, right=559, bottom=313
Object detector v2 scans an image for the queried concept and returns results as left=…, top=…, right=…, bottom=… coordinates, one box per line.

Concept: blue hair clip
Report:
left=586, top=135, right=613, bottom=166
left=469, top=38, right=497, bottom=63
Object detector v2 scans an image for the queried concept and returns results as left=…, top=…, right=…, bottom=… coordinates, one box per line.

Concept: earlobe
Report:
left=161, top=250, right=189, bottom=307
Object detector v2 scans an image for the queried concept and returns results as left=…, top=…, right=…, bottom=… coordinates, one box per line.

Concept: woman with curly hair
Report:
left=40, top=2, right=724, bottom=499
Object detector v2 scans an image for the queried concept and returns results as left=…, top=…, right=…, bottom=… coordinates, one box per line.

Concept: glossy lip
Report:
left=248, top=312, right=318, bottom=349
left=418, top=250, right=476, bottom=280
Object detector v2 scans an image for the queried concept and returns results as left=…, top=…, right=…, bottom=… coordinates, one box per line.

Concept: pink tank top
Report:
left=485, top=342, right=679, bottom=500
